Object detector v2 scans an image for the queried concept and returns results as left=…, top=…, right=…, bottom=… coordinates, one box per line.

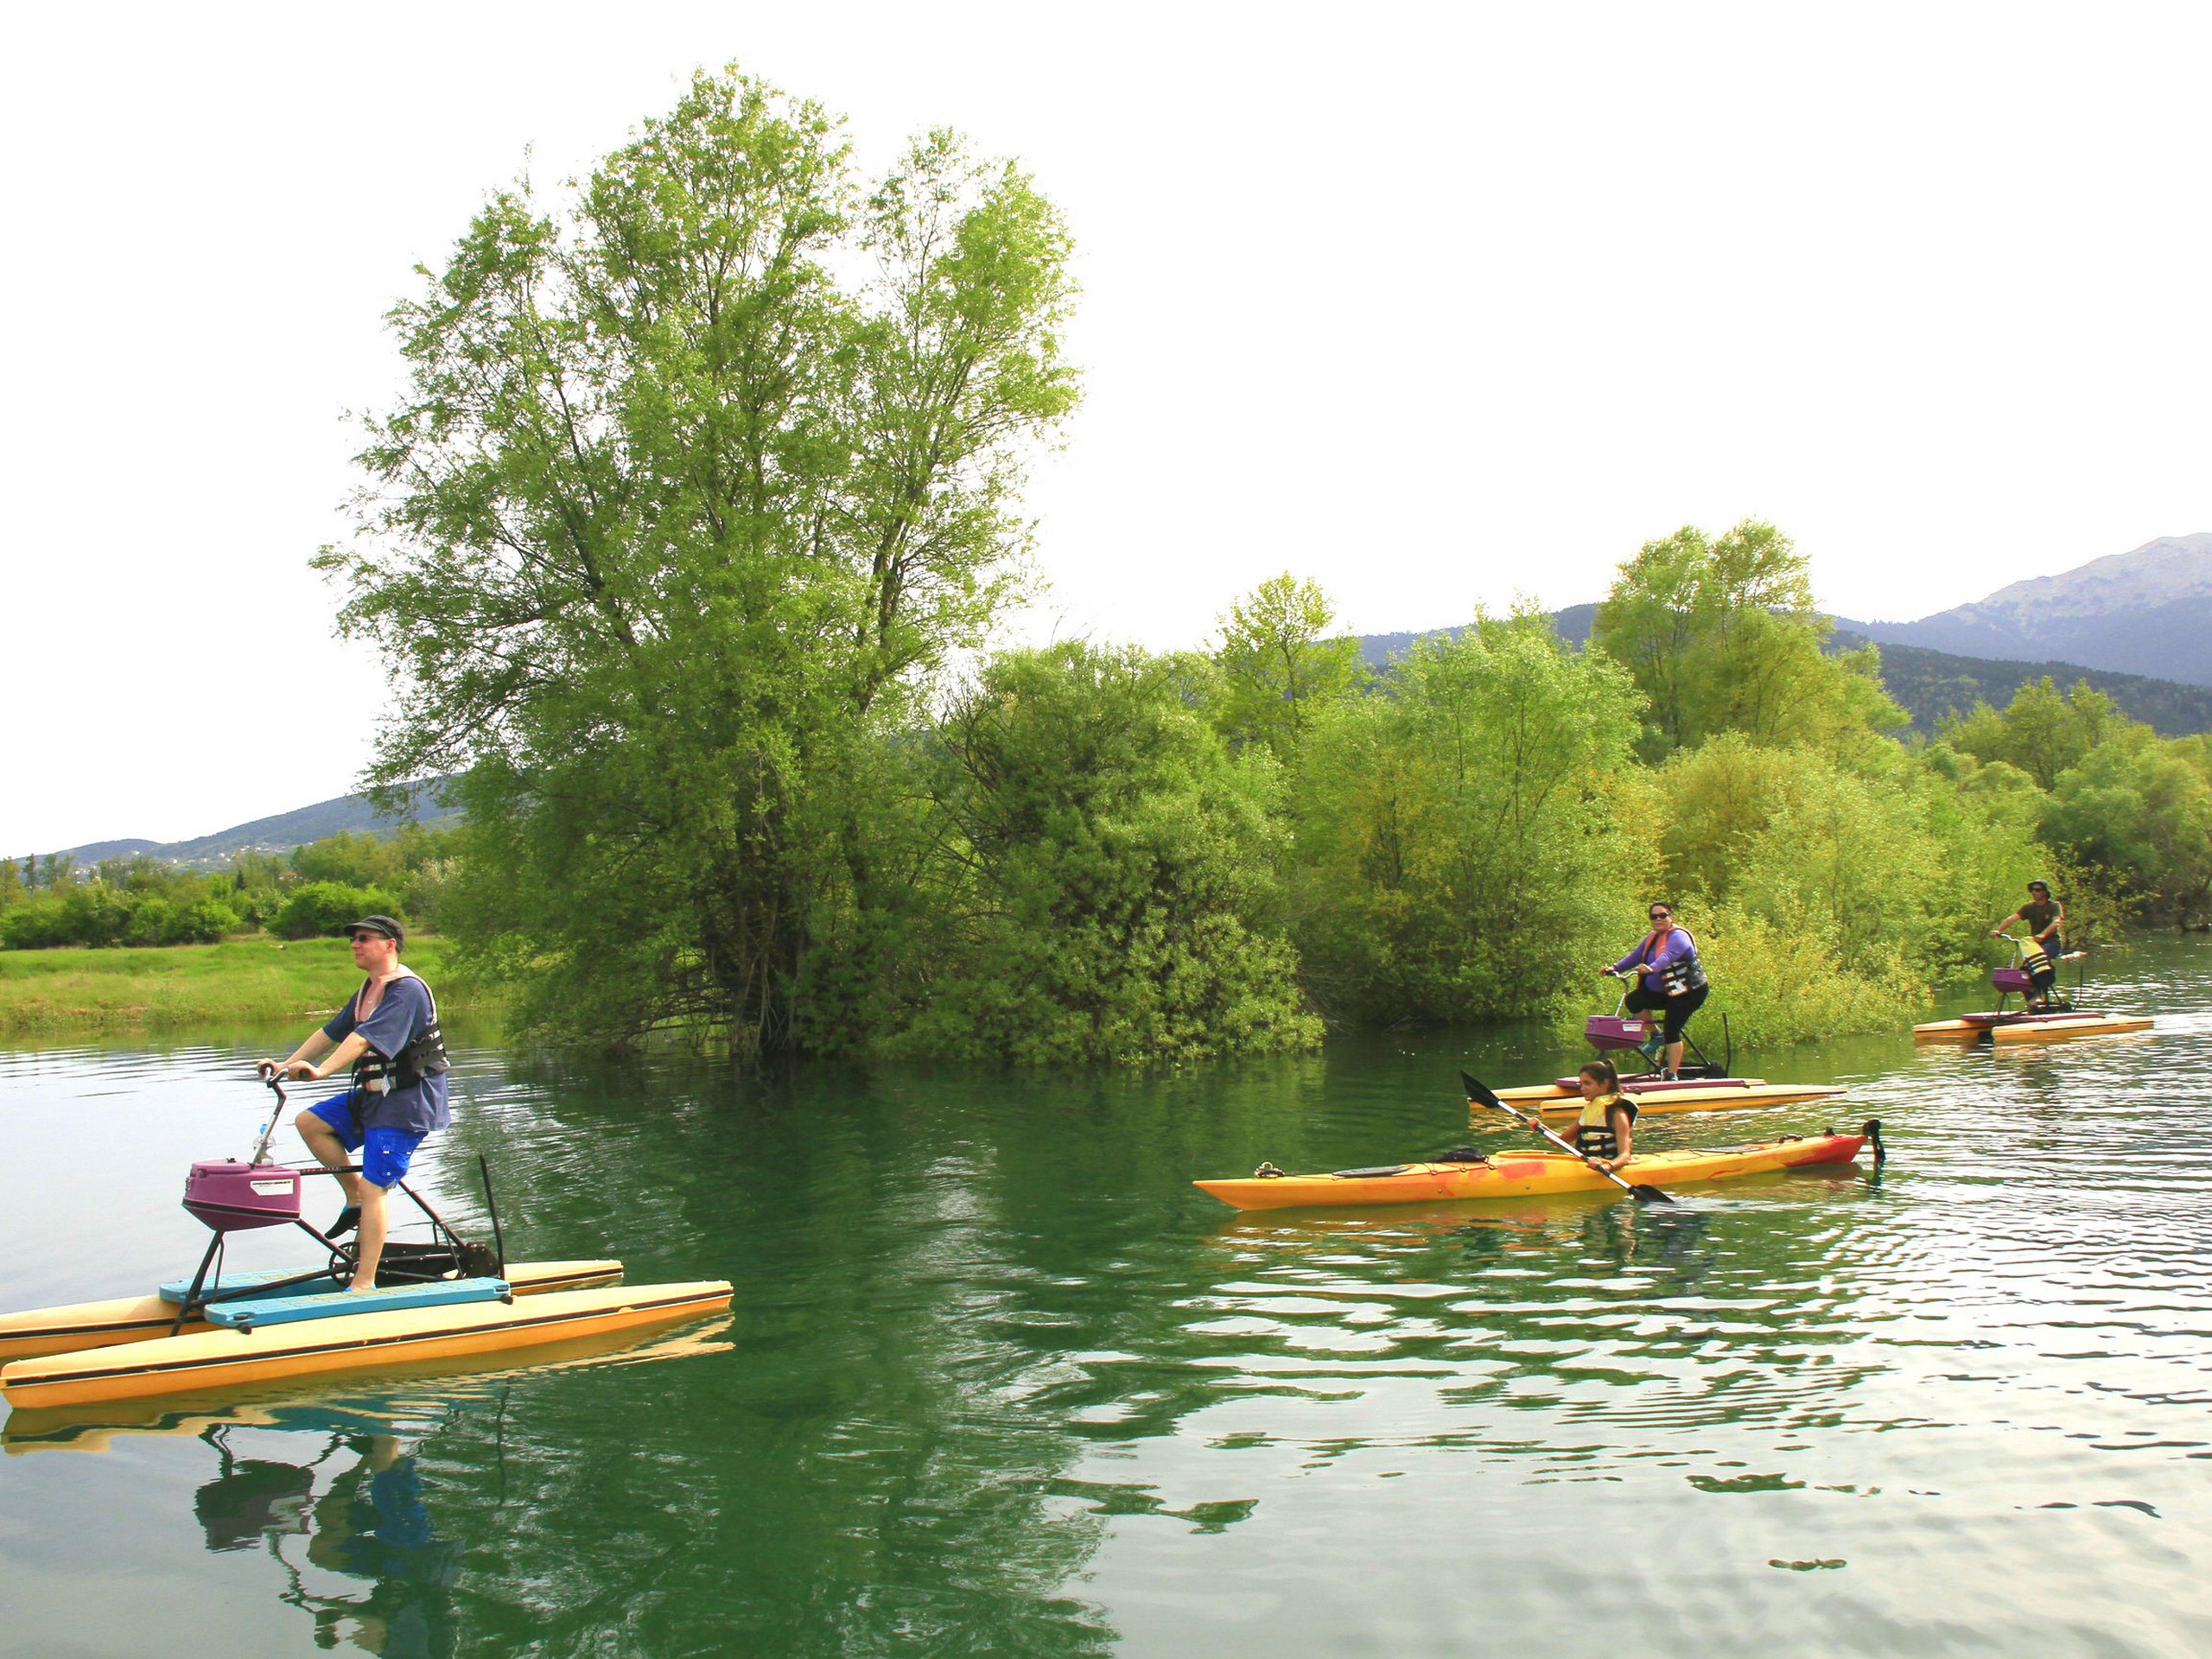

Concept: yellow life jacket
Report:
left=1578, top=1091, right=1637, bottom=1160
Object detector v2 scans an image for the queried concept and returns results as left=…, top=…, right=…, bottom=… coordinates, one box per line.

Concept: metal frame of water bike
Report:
left=166, top=1072, right=506, bottom=1335
left=1590, top=968, right=1732, bottom=1079
left=1990, top=933, right=2087, bottom=1018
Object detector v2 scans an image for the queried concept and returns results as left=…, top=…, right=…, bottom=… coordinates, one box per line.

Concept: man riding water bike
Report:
left=260, top=915, right=449, bottom=1292
left=1606, top=901, right=1709, bottom=1078
left=1991, top=880, right=2066, bottom=1010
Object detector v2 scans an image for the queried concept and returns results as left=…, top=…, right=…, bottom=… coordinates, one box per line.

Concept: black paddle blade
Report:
left=1629, top=1184, right=1675, bottom=1205
left=1459, top=1070, right=1503, bottom=1109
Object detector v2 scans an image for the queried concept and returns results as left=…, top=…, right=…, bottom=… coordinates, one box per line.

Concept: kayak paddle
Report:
left=1459, top=1070, right=1675, bottom=1205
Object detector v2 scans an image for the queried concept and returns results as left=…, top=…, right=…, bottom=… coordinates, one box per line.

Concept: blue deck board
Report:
left=159, top=1268, right=344, bottom=1303
left=200, top=1277, right=509, bottom=1328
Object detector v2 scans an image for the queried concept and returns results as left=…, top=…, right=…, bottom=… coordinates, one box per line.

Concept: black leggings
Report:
left=1626, top=982, right=1708, bottom=1044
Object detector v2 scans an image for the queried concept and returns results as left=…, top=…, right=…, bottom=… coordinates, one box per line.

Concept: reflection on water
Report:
left=3, top=940, right=2211, bottom=1656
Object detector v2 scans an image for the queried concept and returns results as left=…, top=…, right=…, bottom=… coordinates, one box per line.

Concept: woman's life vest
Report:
left=351, top=974, right=450, bottom=1096
left=1634, top=926, right=1708, bottom=996
left=1578, top=1092, right=1638, bottom=1161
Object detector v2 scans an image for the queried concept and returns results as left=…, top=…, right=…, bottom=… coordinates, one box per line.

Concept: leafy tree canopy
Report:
left=315, top=68, right=1078, bottom=1052
left=1592, top=519, right=1903, bottom=760
left=1211, top=574, right=1366, bottom=760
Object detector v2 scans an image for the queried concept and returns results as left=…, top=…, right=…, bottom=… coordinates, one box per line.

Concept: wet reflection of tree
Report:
left=400, top=1056, right=1139, bottom=1657
left=376, top=1041, right=1891, bottom=1649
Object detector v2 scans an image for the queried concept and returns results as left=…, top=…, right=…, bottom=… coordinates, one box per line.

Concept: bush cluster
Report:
left=0, top=825, right=453, bottom=951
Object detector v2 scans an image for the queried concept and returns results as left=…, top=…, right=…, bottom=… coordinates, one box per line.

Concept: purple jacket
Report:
left=1612, top=926, right=1702, bottom=988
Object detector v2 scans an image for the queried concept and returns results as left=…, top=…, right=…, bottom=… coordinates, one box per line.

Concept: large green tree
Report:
left=319, top=71, right=1077, bottom=1051
left=1210, top=574, right=1366, bottom=761
left=1289, top=611, right=1650, bottom=1026
left=1592, top=520, right=1901, bottom=760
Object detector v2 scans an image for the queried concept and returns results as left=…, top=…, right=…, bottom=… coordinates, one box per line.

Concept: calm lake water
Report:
left=3, top=941, right=2209, bottom=1657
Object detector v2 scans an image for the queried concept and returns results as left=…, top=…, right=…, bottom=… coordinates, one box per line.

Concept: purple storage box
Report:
left=183, top=1160, right=302, bottom=1232
left=1584, top=1014, right=1649, bottom=1051
left=1992, top=967, right=2035, bottom=993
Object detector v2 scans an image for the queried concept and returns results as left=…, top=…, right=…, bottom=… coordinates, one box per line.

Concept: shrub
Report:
left=273, top=883, right=402, bottom=942
left=1694, top=904, right=1924, bottom=1048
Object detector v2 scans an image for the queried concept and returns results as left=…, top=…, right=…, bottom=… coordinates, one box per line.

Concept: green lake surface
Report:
left=3, top=939, right=2209, bottom=1656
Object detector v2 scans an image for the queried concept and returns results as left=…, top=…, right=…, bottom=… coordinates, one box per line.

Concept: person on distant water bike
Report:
left=1991, top=880, right=2066, bottom=1010
left=259, top=915, right=449, bottom=1292
left=1606, top=900, right=1708, bottom=1078
left=1558, top=1059, right=1637, bottom=1173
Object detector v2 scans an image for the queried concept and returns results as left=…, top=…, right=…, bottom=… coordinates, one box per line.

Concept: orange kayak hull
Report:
left=1196, top=1129, right=1872, bottom=1211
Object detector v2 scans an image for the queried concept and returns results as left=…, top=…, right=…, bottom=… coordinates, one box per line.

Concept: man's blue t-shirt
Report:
left=321, top=976, right=451, bottom=1135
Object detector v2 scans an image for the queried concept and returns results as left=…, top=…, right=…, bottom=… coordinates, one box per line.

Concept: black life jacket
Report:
left=350, top=974, right=450, bottom=1096
left=1578, top=1093, right=1638, bottom=1160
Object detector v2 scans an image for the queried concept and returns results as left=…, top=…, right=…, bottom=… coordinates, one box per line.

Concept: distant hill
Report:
left=33, top=780, right=460, bottom=871
left=1827, top=631, right=2212, bottom=735
left=1356, top=613, right=2212, bottom=737
left=1842, top=533, right=2212, bottom=686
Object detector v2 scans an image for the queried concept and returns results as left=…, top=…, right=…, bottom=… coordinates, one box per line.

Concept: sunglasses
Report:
left=1649, top=910, right=1670, bottom=920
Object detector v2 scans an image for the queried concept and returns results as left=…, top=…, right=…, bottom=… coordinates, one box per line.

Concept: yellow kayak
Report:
left=1496, top=1075, right=1848, bottom=1115
left=1195, top=1124, right=1878, bottom=1211
left=0, top=1278, right=733, bottom=1411
left=1913, top=1012, right=2153, bottom=1043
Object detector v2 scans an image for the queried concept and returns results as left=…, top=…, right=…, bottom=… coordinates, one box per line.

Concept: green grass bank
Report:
left=0, top=937, right=481, bottom=1039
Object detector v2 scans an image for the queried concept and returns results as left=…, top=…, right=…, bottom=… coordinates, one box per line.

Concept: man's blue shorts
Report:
left=304, top=1092, right=428, bottom=1190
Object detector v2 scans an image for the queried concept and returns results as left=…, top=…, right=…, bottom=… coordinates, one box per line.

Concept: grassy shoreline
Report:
left=0, top=937, right=485, bottom=1039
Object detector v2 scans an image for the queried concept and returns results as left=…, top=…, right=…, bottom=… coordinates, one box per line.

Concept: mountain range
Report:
left=1836, top=533, right=2212, bottom=687
left=37, top=782, right=458, bottom=871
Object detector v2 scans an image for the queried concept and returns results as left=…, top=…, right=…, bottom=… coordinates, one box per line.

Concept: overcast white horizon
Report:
left=6, top=2, right=2210, bottom=854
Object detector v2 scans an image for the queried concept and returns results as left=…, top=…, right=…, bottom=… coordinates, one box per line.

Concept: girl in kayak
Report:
left=1560, top=1060, right=1637, bottom=1173
left=1608, top=901, right=1708, bottom=1078
left=1991, top=880, right=2066, bottom=1009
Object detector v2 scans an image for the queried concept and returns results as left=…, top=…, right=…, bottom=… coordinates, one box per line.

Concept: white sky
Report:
left=6, top=2, right=2211, bottom=854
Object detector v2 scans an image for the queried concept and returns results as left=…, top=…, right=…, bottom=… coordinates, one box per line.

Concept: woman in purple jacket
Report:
left=1608, top=902, right=1709, bottom=1078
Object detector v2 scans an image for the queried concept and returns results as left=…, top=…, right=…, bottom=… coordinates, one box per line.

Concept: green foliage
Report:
left=0, top=859, right=243, bottom=950
left=290, top=830, right=392, bottom=887
left=1939, top=677, right=2126, bottom=790
left=1941, top=677, right=2212, bottom=925
left=319, top=68, right=1078, bottom=1054
left=2042, top=738, right=2212, bottom=924
left=1211, top=574, right=1367, bottom=760
left=1691, top=906, right=1924, bottom=1049
left=873, top=644, right=1319, bottom=1065
left=1592, top=520, right=1904, bottom=761
left=1640, top=734, right=2047, bottom=1040
left=1289, top=611, right=1652, bottom=1026
left=273, top=882, right=403, bottom=942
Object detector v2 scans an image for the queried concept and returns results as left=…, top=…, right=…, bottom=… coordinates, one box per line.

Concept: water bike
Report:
left=1491, top=969, right=1849, bottom=1117
left=1195, top=1071, right=1884, bottom=1212
left=0, top=1072, right=731, bottom=1412
left=1912, top=935, right=2152, bottom=1045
